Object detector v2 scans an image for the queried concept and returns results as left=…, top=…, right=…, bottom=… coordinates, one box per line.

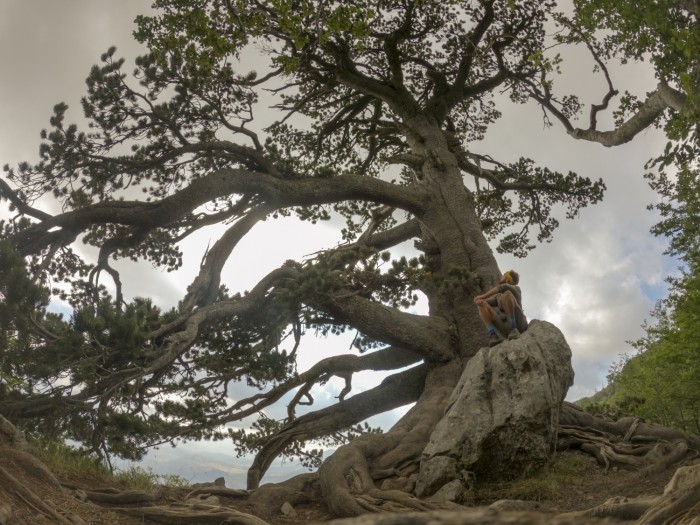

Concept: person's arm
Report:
left=474, top=285, right=501, bottom=304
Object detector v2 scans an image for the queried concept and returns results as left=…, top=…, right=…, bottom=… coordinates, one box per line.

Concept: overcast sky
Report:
left=0, top=1, right=676, bottom=485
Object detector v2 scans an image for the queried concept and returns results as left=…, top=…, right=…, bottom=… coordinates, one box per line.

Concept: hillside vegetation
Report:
left=579, top=155, right=700, bottom=435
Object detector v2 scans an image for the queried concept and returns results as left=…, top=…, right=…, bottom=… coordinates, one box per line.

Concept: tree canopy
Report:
left=0, top=0, right=696, bottom=502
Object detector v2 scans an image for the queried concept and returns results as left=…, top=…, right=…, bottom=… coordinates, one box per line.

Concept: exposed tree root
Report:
left=185, top=486, right=250, bottom=499
left=638, top=463, right=700, bottom=525
left=0, top=463, right=74, bottom=525
left=326, top=461, right=700, bottom=525
left=0, top=504, right=13, bottom=525
left=0, top=415, right=84, bottom=524
left=361, top=488, right=435, bottom=512
left=555, top=404, right=700, bottom=524
left=562, top=496, right=661, bottom=521
left=559, top=402, right=700, bottom=473
left=5, top=384, right=700, bottom=525
left=245, top=473, right=322, bottom=520
left=559, top=462, right=700, bottom=525
left=116, top=503, right=271, bottom=525
left=560, top=403, right=700, bottom=448
left=79, top=487, right=163, bottom=504
left=316, top=360, right=466, bottom=518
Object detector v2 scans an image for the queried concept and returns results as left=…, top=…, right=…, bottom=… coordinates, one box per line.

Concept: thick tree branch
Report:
left=259, top=0, right=411, bottom=115
left=144, top=268, right=298, bottom=374
left=169, top=195, right=254, bottom=240
left=657, top=83, right=691, bottom=112
left=355, top=218, right=420, bottom=252
left=89, top=227, right=149, bottom=305
left=461, top=69, right=510, bottom=100
left=141, top=257, right=441, bottom=404
left=313, top=294, right=453, bottom=363
left=531, top=81, right=688, bottom=147
left=9, top=169, right=425, bottom=256
left=318, top=95, right=374, bottom=141
left=246, top=363, right=428, bottom=489
left=66, top=266, right=301, bottom=406
left=0, top=178, right=52, bottom=221
left=91, top=139, right=282, bottom=177
left=569, top=84, right=686, bottom=146
left=381, top=2, right=416, bottom=88
left=356, top=206, right=395, bottom=244
left=456, top=151, right=589, bottom=194
left=452, top=0, right=496, bottom=95
left=304, top=30, right=421, bottom=119
left=182, top=203, right=275, bottom=309
left=215, top=346, right=422, bottom=426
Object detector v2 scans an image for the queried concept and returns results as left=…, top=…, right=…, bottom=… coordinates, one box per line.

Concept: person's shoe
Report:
left=489, top=332, right=505, bottom=347
left=508, top=328, right=520, bottom=340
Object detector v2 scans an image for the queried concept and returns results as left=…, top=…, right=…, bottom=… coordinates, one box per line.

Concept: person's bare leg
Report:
left=500, top=291, right=520, bottom=338
left=476, top=302, right=503, bottom=346
left=476, top=302, right=496, bottom=325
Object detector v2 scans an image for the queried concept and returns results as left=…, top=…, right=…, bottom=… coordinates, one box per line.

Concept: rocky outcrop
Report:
left=415, top=320, right=574, bottom=500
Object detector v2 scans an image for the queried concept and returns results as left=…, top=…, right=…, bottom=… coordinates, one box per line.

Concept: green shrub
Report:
left=114, top=465, right=189, bottom=489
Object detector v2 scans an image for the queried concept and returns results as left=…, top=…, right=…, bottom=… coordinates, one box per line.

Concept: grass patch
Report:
left=114, top=465, right=189, bottom=490
left=30, top=438, right=112, bottom=482
left=470, top=452, right=589, bottom=503
left=29, top=438, right=188, bottom=490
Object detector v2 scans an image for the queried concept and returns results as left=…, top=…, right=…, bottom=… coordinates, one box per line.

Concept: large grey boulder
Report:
left=415, top=320, right=574, bottom=500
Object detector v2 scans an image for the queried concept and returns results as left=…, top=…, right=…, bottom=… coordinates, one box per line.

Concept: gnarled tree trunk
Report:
left=250, top=119, right=508, bottom=517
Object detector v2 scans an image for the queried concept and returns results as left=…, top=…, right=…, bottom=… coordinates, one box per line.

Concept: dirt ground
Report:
left=0, top=444, right=683, bottom=525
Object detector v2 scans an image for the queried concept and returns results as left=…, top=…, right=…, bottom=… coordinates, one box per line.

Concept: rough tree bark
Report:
left=294, top=116, right=505, bottom=516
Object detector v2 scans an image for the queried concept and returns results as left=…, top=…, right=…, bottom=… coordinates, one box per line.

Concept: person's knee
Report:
left=477, top=304, right=495, bottom=323
left=501, top=291, right=514, bottom=304
left=500, top=292, right=517, bottom=312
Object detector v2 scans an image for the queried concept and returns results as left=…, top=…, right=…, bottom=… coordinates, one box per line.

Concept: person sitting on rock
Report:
left=473, top=270, right=528, bottom=347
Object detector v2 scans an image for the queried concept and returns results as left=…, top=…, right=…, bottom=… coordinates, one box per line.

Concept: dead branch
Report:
left=182, top=203, right=275, bottom=309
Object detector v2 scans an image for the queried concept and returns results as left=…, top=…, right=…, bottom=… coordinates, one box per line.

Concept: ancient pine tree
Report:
left=0, top=0, right=696, bottom=518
